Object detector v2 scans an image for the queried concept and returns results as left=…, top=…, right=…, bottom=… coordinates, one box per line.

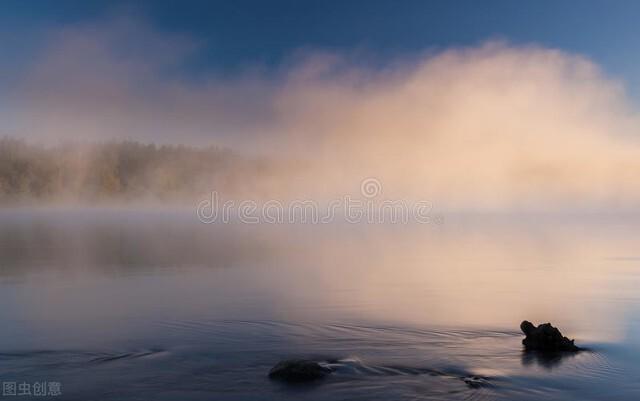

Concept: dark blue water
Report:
left=1, top=209, right=639, bottom=400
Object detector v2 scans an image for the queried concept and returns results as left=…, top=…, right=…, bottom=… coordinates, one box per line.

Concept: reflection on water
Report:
left=0, top=209, right=639, bottom=400
left=521, top=349, right=583, bottom=370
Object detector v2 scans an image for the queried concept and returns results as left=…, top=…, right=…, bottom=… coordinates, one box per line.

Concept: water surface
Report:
left=1, top=209, right=639, bottom=400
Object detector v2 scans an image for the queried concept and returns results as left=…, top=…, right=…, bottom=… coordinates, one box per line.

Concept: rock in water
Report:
left=268, top=359, right=333, bottom=382
left=520, top=320, right=580, bottom=352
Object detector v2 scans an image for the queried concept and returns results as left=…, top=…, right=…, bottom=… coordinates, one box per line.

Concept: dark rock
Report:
left=462, top=376, right=491, bottom=388
left=268, top=359, right=333, bottom=382
left=520, top=320, right=580, bottom=352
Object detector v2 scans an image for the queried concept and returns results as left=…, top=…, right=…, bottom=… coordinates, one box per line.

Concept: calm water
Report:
left=1, top=209, right=639, bottom=400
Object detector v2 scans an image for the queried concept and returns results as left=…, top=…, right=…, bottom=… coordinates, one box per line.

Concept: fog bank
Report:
left=5, top=17, right=640, bottom=209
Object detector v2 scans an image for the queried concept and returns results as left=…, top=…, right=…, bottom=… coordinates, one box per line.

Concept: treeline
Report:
left=0, top=138, right=275, bottom=203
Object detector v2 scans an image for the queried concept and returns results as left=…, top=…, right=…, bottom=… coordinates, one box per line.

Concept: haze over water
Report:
left=1, top=209, right=639, bottom=400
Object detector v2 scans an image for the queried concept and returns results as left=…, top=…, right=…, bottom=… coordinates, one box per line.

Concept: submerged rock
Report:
left=520, top=320, right=580, bottom=352
left=268, top=359, right=333, bottom=382
left=462, top=376, right=491, bottom=388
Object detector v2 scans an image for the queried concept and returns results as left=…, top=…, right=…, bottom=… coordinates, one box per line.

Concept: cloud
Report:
left=6, top=17, right=640, bottom=209
left=271, top=43, right=640, bottom=208
left=11, top=16, right=276, bottom=147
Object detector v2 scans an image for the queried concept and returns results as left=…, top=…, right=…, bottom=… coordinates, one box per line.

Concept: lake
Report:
left=0, top=209, right=639, bottom=400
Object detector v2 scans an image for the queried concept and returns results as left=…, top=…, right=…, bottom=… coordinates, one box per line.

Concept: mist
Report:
left=5, top=17, right=640, bottom=209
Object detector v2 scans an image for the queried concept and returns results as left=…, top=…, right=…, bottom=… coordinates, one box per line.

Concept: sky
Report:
left=2, top=1, right=640, bottom=208
left=2, top=0, right=640, bottom=90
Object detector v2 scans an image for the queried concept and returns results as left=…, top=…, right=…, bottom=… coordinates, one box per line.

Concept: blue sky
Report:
left=2, top=0, right=640, bottom=95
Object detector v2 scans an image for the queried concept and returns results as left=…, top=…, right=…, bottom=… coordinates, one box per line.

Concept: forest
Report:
left=0, top=137, right=277, bottom=204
